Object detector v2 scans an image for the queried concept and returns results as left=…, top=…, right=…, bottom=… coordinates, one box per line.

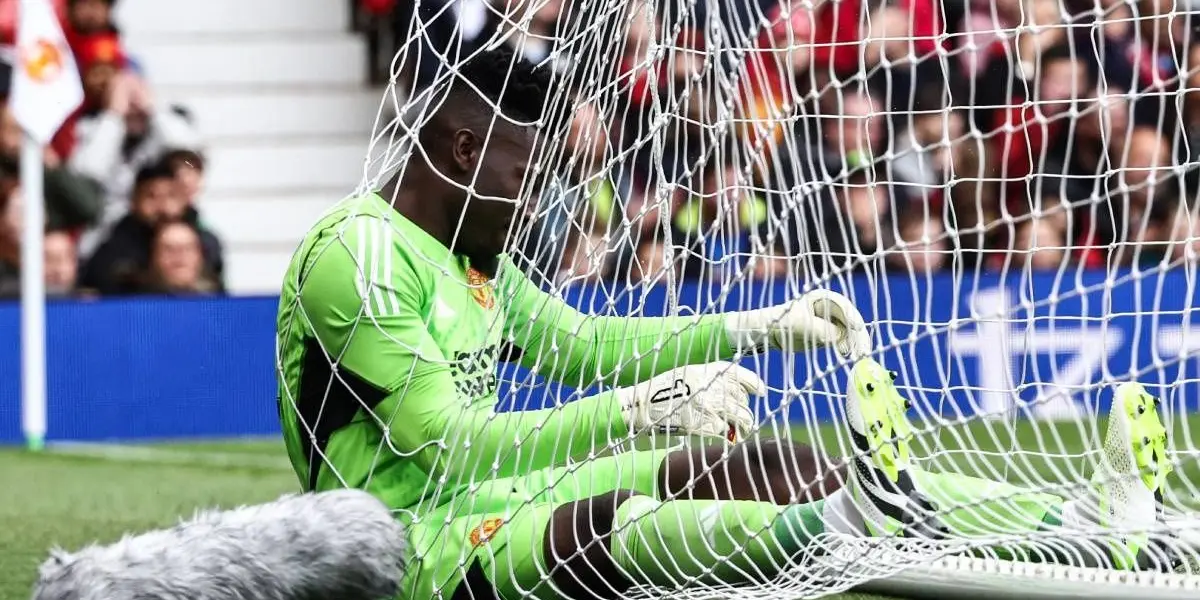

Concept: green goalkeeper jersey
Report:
left=275, top=192, right=733, bottom=520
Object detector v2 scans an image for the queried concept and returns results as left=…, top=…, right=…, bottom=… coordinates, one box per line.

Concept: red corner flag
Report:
left=10, top=0, right=82, bottom=144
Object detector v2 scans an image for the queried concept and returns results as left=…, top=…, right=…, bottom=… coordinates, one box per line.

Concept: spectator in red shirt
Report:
left=810, top=0, right=946, bottom=124
left=738, top=1, right=812, bottom=158
left=66, top=1, right=145, bottom=77
left=812, top=0, right=941, bottom=75
left=617, top=0, right=659, bottom=110
left=990, top=44, right=1090, bottom=206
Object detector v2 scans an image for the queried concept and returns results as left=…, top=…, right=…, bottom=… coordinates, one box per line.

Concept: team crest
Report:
left=20, top=39, right=65, bottom=83
left=466, top=267, right=495, bottom=310
left=469, top=517, right=504, bottom=547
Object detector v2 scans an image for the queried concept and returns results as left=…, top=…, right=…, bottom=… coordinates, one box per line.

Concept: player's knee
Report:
left=543, top=490, right=642, bottom=600
left=755, top=439, right=845, bottom=501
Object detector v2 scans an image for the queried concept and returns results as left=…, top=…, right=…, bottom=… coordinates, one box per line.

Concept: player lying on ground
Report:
left=272, top=46, right=1177, bottom=600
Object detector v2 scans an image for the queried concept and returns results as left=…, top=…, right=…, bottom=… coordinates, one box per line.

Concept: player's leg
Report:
left=428, top=491, right=666, bottom=599
left=843, top=359, right=1177, bottom=569
left=480, top=491, right=825, bottom=600
left=657, top=438, right=847, bottom=504
left=507, top=437, right=845, bottom=507
left=464, top=440, right=842, bottom=509
left=1055, top=380, right=1175, bottom=569
left=431, top=451, right=837, bottom=599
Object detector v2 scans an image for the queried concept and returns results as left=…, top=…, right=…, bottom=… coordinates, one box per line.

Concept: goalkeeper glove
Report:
left=725, top=289, right=872, bottom=359
left=616, top=361, right=763, bottom=442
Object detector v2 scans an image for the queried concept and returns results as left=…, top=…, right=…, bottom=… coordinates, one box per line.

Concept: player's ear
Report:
left=451, top=129, right=480, bottom=174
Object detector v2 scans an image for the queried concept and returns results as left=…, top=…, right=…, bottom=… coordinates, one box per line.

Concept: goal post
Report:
left=296, top=0, right=1200, bottom=598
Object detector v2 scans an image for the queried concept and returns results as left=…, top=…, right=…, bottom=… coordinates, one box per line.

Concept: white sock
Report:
left=821, top=488, right=867, bottom=536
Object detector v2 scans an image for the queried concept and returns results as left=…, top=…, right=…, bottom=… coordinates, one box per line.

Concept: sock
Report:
left=609, top=497, right=826, bottom=587
left=1054, top=497, right=1146, bottom=570
left=819, top=489, right=867, bottom=535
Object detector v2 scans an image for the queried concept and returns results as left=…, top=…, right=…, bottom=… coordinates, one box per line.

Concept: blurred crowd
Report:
left=370, top=0, right=1200, bottom=288
left=0, top=0, right=223, bottom=301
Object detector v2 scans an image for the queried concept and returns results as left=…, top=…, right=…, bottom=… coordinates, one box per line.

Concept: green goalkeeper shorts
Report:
left=401, top=447, right=671, bottom=600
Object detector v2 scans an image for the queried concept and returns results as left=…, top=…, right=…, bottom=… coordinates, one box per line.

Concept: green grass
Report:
left=0, top=441, right=298, bottom=600
left=1, top=414, right=1198, bottom=600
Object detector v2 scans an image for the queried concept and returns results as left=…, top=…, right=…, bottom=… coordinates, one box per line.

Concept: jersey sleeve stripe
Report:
left=381, top=222, right=402, bottom=315
left=353, top=217, right=373, bottom=319
left=368, top=219, right=389, bottom=317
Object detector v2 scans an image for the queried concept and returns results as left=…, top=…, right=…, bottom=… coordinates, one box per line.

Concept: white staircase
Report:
left=114, top=0, right=382, bottom=295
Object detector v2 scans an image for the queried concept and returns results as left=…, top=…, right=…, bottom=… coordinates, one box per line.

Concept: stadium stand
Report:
left=112, top=0, right=381, bottom=294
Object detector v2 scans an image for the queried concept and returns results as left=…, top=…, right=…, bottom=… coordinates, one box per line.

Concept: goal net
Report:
left=295, top=0, right=1200, bottom=598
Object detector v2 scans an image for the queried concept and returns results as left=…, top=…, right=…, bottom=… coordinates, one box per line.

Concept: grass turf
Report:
left=1, top=412, right=1198, bottom=600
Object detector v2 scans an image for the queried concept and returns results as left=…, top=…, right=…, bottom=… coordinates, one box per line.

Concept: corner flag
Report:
left=13, top=0, right=82, bottom=452
left=11, top=0, right=82, bottom=144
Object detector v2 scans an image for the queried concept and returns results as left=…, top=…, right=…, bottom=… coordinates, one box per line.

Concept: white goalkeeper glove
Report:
left=616, top=361, right=763, bottom=442
left=725, top=289, right=872, bottom=359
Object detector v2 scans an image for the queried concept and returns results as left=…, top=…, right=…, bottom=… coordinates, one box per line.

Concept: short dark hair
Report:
left=1039, top=43, right=1078, bottom=67
left=162, top=148, right=205, bottom=173
left=453, top=45, right=552, bottom=125
left=133, top=161, right=176, bottom=192
left=912, top=85, right=948, bottom=115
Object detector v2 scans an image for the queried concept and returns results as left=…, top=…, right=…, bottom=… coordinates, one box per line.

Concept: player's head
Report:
left=422, top=45, right=552, bottom=276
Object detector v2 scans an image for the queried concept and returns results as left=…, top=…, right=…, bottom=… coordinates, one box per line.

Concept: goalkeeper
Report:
left=276, top=46, right=866, bottom=599
left=275, top=47, right=1175, bottom=600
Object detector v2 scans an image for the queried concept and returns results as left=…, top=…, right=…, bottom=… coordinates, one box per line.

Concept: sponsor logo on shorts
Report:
left=470, top=517, right=504, bottom=547
left=466, top=267, right=495, bottom=310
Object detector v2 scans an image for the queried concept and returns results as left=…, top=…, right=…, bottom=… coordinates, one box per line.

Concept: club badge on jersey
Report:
left=469, top=517, right=504, bottom=547
left=466, top=267, right=495, bottom=310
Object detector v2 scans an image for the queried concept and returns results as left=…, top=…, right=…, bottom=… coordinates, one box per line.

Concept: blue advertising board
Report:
left=1, top=267, right=1198, bottom=443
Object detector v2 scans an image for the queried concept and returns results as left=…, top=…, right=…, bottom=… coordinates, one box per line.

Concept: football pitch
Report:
left=2, top=415, right=1198, bottom=600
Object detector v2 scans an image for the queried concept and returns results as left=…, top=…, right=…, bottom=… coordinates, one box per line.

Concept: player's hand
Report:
left=616, top=361, right=762, bottom=442
left=725, top=289, right=872, bottom=359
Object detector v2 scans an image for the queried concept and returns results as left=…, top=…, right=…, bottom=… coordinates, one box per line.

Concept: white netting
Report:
left=280, top=0, right=1200, bottom=598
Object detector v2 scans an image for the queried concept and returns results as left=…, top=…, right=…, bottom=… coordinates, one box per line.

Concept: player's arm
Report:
left=499, top=267, right=725, bottom=387
left=498, top=256, right=873, bottom=389
left=298, top=226, right=626, bottom=481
